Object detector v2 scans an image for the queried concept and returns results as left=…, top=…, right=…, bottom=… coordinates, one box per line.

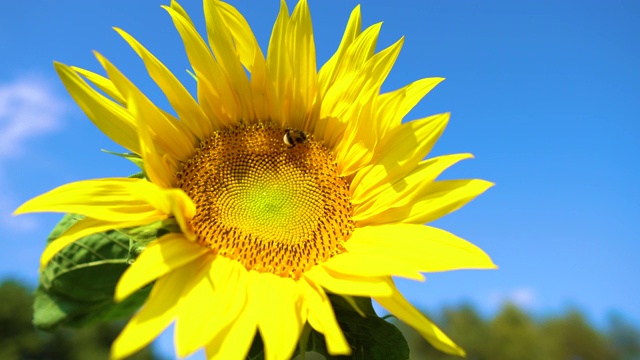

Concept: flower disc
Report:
left=177, top=122, right=354, bottom=279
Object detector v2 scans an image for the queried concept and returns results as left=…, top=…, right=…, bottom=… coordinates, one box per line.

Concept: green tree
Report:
left=607, top=313, right=640, bottom=360
left=608, top=314, right=640, bottom=360
left=0, top=280, right=157, bottom=360
left=540, top=309, right=615, bottom=360
left=394, top=303, right=490, bottom=360
left=440, top=304, right=491, bottom=360
left=398, top=302, right=640, bottom=360
left=486, top=303, right=545, bottom=360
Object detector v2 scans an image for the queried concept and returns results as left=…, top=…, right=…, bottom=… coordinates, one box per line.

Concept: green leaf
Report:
left=186, top=68, right=197, bottom=81
left=100, top=149, right=144, bottom=171
left=128, top=172, right=146, bottom=179
left=116, top=218, right=181, bottom=262
left=333, top=295, right=377, bottom=317
left=244, top=295, right=409, bottom=360
left=33, top=214, right=164, bottom=331
left=33, top=283, right=150, bottom=331
left=246, top=334, right=265, bottom=360
left=306, top=295, right=410, bottom=360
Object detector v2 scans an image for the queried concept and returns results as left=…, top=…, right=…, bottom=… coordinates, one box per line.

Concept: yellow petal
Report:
left=174, top=260, right=215, bottom=358
left=350, top=112, right=449, bottom=199
left=361, top=179, right=494, bottom=226
left=163, top=4, right=237, bottom=126
left=142, top=186, right=196, bottom=239
left=313, top=5, right=362, bottom=145
left=354, top=37, right=404, bottom=105
left=374, top=279, right=466, bottom=356
left=352, top=153, right=473, bottom=216
left=204, top=296, right=257, bottom=360
left=322, top=252, right=424, bottom=281
left=15, top=178, right=170, bottom=222
left=300, top=278, right=351, bottom=355
left=331, top=38, right=404, bottom=176
left=266, top=0, right=292, bottom=127
left=312, top=115, right=347, bottom=154
left=376, top=77, right=445, bottom=136
left=95, top=52, right=194, bottom=164
left=168, top=0, right=193, bottom=22
left=215, top=1, right=264, bottom=71
left=203, top=0, right=254, bottom=122
left=215, top=1, right=272, bottom=122
left=317, top=5, right=361, bottom=96
left=111, top=261, right=201, bottom=360
left=287, top=0, right=318, bottom=131
left=331, top=101, right=376, bottom=177
left=115, top=233, right=208, bottom=302
left=127, top=90, right=176, bottom=188
left=320, top=22, right=382, bottom=126
left=344, top=224, right=496, bottom=273
left=71, top=66, right=126, bottom=104
left=304, top=265, right=393, bottom=297
left=114, top=27, right=214, bottom=139
left=53, top=62, right=139, bottom=153
left=251, top=272, right=303, bottom=360
left=14, top=177, right=198, bottom=267
left=175, top=257, right=248, bottom=357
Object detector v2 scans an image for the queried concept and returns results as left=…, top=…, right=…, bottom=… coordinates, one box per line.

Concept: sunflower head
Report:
left=15, top=0, right=495, bottom=359
left=177, top=121, right=353, bottom=279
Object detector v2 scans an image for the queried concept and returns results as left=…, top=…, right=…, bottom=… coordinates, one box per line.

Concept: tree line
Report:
left=0, top=280, right=155, bottom=360
left=396, top=302, right=640, bottom=360
left=2, top=279, right=639, bottom=359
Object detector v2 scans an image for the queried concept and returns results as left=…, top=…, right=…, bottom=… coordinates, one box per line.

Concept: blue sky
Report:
left=1, top=0, right=638, bottom=357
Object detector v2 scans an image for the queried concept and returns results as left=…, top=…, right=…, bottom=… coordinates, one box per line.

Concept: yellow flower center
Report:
left=176, top=122, right=353, bottom=279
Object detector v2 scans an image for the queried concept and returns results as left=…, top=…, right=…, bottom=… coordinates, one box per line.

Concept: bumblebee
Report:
left=283, top=128, right=308, bottom=147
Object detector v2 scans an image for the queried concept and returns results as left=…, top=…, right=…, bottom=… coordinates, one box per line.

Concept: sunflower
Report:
left=15, top=0, right=495, bottom=359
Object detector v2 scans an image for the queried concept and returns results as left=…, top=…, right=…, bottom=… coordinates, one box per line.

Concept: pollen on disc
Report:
left=176, top=122, right=354, bottom=279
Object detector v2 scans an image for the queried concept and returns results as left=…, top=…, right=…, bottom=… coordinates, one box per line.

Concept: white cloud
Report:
left=0, top=76, right=66, bottom=158
left=489, top=287, right=537, bottom=308
left=0, top=75, right=68, bottom=231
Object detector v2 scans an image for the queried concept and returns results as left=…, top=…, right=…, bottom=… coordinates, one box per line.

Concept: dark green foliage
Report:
left=607, top=314, right=640, bottom=360
left=34, top=214, right=179, bottom=330
left=246, top=295, right=410, bottom=360
left=396, top=302, right=640, bottom=360
left=34, top=214, right=152, bottom=330
left=315, top=295, right=409, bottom=360
left=486, top=303, right=541, bottom=359
left=0, top=280, right=157, bottom=360
left=541, top=309, right=616, bottom=360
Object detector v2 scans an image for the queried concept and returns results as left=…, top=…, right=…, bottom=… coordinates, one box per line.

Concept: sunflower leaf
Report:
left=128, top=172, right=146, bottom=179
left=33, top=282, right=151, bottom=331
left=101, top=149, right=145, bottom=170
left=244, top=296, right=409, bottom=359
left=116, top=218, right=181, bottom=262
left=33, top=214, right=153, bottom=330
left=246, top=334, right=265, bottom=360
left=303, top=295, right=410, bottom=360
left=333, top=294, right=377, bottom=317
left=186, top=68, right=198, bottom=81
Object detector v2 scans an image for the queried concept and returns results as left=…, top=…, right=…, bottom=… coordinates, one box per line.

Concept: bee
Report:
left=283, top=128, right=308, bottom=147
